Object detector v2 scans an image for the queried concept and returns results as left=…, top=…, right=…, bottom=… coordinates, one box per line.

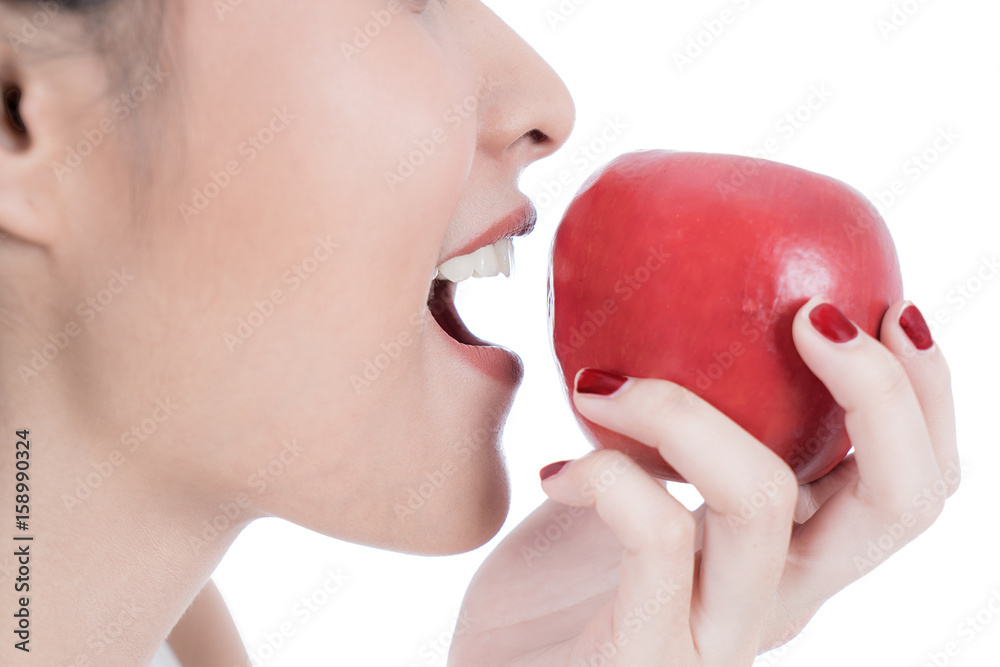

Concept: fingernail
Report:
left=575, top=368, right=629, bottom=396
left=809, top=302, right=858, bottom=343
left=899, top=303, right=933, bottom=350
left=540, top=460, right=570, bottom=481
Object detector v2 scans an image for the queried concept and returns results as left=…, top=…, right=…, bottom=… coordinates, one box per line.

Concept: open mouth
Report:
left=427, top=278, right=492, bottom=347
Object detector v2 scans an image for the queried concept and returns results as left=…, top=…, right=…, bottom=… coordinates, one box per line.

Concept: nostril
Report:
left=4, top=86, right=26, bottom=134
left=526, top=128, right=549, bottom=144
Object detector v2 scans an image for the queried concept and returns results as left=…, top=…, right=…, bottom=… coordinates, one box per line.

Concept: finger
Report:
left=780, top=297, right=947, bottom=604
left=791, top=296, right=943, bottom=508
left=879, top=300, right=960, bottom=496
left=570, top=370, right=797, bottom=662
left=795, top=453, right=859, bottom=523
left=541, top=450, right=697, bottom=660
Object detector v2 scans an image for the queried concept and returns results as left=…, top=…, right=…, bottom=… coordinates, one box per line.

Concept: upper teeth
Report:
left=435, top=238, right=513, bottom=282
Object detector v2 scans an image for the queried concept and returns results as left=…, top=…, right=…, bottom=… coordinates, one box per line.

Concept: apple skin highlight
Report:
left=549, top=150, right=903, bottom=483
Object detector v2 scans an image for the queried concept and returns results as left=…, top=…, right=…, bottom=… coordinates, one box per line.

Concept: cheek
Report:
left=159, top=4, right=475, bottom=355
left=101, top=4, right=487, bottom=509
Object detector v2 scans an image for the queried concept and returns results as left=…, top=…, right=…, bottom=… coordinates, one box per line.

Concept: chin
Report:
left=389, top=444, right=513, bottom=557
left=434, top=470, right=511, bottom=556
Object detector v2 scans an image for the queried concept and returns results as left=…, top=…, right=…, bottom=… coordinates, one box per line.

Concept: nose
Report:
left=466, top=3, right=576, bottom=169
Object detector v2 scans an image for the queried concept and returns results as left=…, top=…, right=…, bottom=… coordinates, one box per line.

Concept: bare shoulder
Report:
left=168, top=579, right=250, bottom=667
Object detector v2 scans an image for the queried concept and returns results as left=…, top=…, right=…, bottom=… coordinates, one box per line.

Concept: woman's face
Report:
left=11, top=0, right=574, bottom=554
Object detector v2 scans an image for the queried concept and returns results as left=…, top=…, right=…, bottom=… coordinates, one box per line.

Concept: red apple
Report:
left=548, top=150, right=902, bottom=483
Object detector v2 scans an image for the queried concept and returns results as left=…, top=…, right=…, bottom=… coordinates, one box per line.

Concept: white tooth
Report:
left=496, top=238, right=512, bottom=278
left=472, top=244, right=500, bottom=277
left=435, top=239, right=516, bottom=283
left=437, top=253, right=474, bottom=282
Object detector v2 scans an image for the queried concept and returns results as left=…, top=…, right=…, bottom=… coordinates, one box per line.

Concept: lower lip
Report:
left=426, top=286, right=524, bottom=385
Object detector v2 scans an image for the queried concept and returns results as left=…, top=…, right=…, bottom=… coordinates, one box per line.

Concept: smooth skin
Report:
left=167, top=580, right=250, bottom=667
left=450, top=296, right=958, bottom=665
left=0, top=0, right=573, bottom=663
left=0, top=0, right=956, bottom=663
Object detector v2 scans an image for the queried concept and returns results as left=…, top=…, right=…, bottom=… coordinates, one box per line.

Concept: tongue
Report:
left=428, top=279, right=491, bottom=346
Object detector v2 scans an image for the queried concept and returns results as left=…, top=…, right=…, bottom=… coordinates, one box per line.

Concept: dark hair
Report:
left=2, top=0, right=166, bottom=81
left=8, top=0, right=117, bottom=8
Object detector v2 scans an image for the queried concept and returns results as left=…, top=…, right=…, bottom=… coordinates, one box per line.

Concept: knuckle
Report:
left=856, top=484, right=911, bottom=519
left=868, top=351, right=912, bottom=405
left=588, top=448, right=635, bottom=474
left=641, top=380, right=696, bottom=417
left=768, top=474, right=801, bottom=516
left=648, top=508, right=696, bottom=556
left=578, top=449, right=636, bottom=497
left=857, top=475, right=947, bottom=532
left=729, top=466, right=799, bottom=530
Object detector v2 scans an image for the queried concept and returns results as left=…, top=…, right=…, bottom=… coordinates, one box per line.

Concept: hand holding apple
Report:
left=549, top=150, right=903, bottom=483
left=454, top=151, right=958, bottom=665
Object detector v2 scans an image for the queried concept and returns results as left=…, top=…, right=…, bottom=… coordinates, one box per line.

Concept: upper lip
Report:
left=436, top=200, right=537, bottom=269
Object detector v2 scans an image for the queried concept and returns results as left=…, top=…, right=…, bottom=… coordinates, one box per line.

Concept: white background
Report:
left=214, top=0, right=1000, bottom=665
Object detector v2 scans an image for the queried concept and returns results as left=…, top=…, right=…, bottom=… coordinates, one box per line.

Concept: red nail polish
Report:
left=540, top=460, right=570, bottom=481
left=899, top=304, right=933, bottom=350
left=809, top=303, right=858, bottom=343
left=575, top=368, right=629, bottom=396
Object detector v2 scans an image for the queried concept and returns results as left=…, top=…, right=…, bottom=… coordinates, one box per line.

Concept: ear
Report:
left=0, top=46, right=65, bottom=248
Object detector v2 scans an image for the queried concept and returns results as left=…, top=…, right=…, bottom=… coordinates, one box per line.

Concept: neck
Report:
left=0, top=397, right=250, bottom=666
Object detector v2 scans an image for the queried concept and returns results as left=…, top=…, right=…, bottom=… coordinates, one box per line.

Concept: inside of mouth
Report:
left=428, top=278, right=491, bottom=347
